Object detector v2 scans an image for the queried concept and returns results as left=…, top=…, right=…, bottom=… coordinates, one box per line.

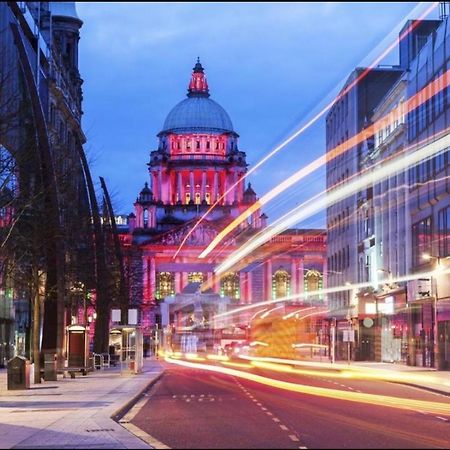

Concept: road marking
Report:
left=266, top=412, right=273, bottom=416
left=261, top=407, right=267, bottom=411
left=299, top=446, right=308, bottom=449
left=436, top=416, right=448, bottom=421
left=289, top=435, right=300, bottom=442
left=273, top=418, right=280, bottom=423
left=256, top=402, right=262, bottom=406
left=280, top=425, right=288, bottom=431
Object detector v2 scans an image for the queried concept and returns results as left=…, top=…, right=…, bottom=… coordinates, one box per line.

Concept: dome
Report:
left=161, top=97, right=234, bottom=134
left=50, top=2, right=81, bottom=21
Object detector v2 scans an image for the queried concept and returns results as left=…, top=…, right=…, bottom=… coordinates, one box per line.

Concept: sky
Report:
left=77, top=1, right=431, bottom=225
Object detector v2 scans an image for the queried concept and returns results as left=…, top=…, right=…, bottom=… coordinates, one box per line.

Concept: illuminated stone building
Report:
left=120, top=60, right=327, bottom=344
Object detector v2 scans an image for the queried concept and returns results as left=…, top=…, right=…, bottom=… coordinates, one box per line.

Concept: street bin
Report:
left=44, top=353, right=58, bottom=381
left=7, top=356, right=30, bottom=390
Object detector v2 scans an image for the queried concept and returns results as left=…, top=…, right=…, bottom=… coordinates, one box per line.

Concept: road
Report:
left=130, top=360, right=450, bottom=449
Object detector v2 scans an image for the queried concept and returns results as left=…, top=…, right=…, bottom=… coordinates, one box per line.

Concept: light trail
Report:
left=240, top=355, right=450, bottom=387
left=282, top=306, right=324, bottom=320
left=165, top=356, right=450, bottom=416
left=212, top=266, right=450, bottom=321
left=173, top=2, right=438, bottom=260
left=200, top=66, right=450, bottom=260
left=260, top=305, right=285, bottom=319
left=216, top=128, right=450, bottom=275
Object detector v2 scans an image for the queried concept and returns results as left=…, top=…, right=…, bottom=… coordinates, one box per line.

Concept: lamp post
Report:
left=421, top=253, right=450, bottom=369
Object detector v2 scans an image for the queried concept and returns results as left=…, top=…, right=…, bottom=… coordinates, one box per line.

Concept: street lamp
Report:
left=421, top=253, right=450, bottom=368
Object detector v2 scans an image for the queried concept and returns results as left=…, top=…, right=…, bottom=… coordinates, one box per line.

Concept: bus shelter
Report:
left=109, top=326, right=143, bottom=375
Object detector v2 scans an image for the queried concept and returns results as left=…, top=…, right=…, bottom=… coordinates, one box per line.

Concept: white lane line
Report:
left=273, top=418, right=280, bottom=423
left=436, top=416, right=448, bottom=421
left=256, top=402, right=262, bottom=406
left=280, top=425, right=289, bottom=431
left=261, top=407, right=268, bottom=411
left=266, top=412, right=273, bottom=416
left=289, top=435, right=300, bottom=442
left=299, top=446, right=308, bottom=449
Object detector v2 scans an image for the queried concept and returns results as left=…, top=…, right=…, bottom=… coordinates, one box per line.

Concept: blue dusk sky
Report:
left=77, top=1, right=432, bottom=227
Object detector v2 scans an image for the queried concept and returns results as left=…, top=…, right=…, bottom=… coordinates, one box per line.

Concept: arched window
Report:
left=156, top=272, right=174, bottom=300
left=272, top=269, right=290, bottom=299
left=220, top=272, right=240, bottom=300
left=188, top=272, right=204, bottom=284
left=195, top=192, right=201, bottom=205
left=304, top=270, right=323, bottom=300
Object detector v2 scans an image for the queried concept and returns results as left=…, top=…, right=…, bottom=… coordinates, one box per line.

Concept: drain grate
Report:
left=85, top=428, right=115, bottom=433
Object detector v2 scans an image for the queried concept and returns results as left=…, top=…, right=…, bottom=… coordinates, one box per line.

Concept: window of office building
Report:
left=438, top=206, right=450, bottom=257
left=412, top=216, right=433, bottom=266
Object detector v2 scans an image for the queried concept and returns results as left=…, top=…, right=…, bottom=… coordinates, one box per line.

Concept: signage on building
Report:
left=408, top=278, right=432, bottom=301
left=343, top=329, right=355, bottom=342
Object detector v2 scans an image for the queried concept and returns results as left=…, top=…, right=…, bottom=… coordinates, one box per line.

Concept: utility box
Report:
left=7, top=356, right=30, bottom=390
left=44, top=353, right=58, bottom=381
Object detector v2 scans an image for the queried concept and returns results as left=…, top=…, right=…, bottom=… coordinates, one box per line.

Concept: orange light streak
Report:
left=172, top=3, right=438, bottom=261
left=165, top=356, right=450, bottom=415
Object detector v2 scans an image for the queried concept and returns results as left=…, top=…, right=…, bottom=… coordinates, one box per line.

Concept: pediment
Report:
left=152, top=221, right=232, bottom=247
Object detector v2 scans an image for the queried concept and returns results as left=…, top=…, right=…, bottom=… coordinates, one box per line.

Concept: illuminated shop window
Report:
left=185, top=192, right=191, bottom=204
left=205, top=192, right=211, bottom=205
left=188, top=272, right=204, bottom=283
left=304, top=269, right=323, bottom=300
left=195, top=192, right=201, bottom=205
left=156, top=272, right=175, bottom=300
left=220, top=272, right=240, bottom=300
left=272, top=269, right=290, bottom=299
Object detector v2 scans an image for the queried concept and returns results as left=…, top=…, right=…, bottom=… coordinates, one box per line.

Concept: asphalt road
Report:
left=131, top=362, right=450, bottom=449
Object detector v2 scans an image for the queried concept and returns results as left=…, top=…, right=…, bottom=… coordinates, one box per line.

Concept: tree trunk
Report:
left=32, top=268, right=41, bottom=384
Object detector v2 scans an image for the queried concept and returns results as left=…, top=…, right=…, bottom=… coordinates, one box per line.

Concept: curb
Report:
left=388, top=380, right=450, bottom=397
left=111, top=369, right=165, bottom=422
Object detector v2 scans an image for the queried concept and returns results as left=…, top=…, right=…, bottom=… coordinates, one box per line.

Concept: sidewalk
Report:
left=0, top=358, right=165, bottom=449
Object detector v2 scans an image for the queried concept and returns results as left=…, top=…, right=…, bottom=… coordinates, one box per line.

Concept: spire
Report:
left=188, top=57, right=210, bottom=98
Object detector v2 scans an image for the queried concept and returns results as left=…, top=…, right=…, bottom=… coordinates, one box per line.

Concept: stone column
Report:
left=298, top=257, right=305, bottom=299
left=213, top=171, right=219, bottom=203
left=158, top=170, right=163, bottom=203
left=142, top=257, right=149, bottom=303
left=201, top=171, right=207, bottom=202
left=189, top=171, right=195, bottom=201
left=152, top=172, right=158, bottom=200
left=265, top=259, right=272, bottom=301
left=291, top=260, right=298, bottom=300
left=175, top=272, right=181, bottom=294
left=177, top=172, right=183, bottom=203
left=234, top=171, right=239, bottom=203
left=149, top=257, right=156, bottom=301
left=182, top=272, right=188, bottom=290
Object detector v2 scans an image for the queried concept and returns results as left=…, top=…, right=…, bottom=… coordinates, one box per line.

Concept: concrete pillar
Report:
left=201, top=171, right=207, bottom=202
left=158, top=170, right=163, bottom=202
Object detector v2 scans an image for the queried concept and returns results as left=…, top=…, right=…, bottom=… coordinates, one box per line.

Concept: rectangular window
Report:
left=412, top=216, right=432, bottom=266
left=439, top=206, right=450, bottom=257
